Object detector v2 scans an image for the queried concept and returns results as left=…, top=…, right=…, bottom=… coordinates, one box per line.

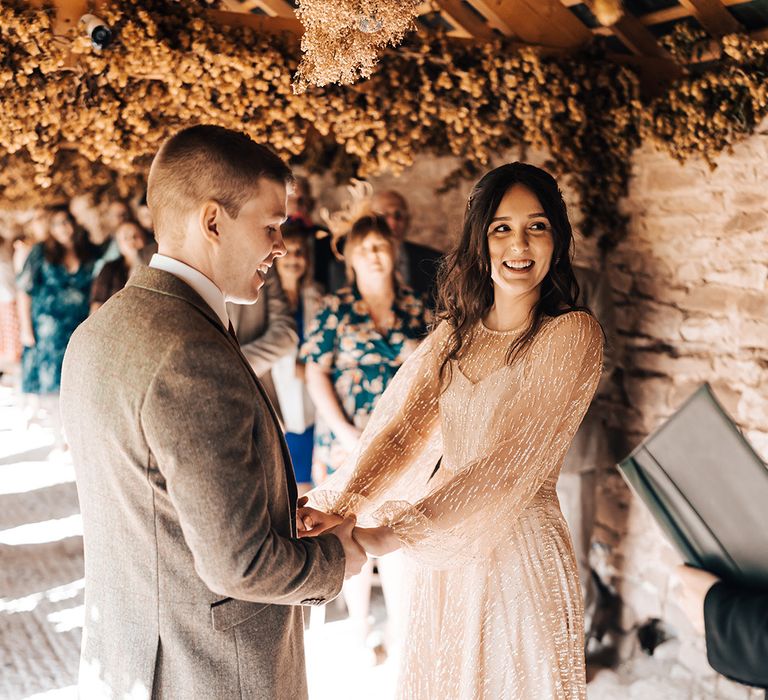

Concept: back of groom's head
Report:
left=147, top=124, right=293, bottom=241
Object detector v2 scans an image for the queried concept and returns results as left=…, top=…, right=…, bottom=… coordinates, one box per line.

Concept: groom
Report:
left=61, top=125, right=365, bottom=699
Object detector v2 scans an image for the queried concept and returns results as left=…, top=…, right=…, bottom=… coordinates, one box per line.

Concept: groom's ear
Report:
left=200, top=200, right=221, bottom=245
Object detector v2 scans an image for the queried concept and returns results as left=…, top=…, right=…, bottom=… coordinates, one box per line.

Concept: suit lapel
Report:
left=128, top=268, right=299, bottom=521
left=223, top=329, right=299, bottom=528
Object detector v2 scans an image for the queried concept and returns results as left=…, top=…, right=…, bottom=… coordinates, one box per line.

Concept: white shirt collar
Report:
left=149, top=254, right=229, bottom=329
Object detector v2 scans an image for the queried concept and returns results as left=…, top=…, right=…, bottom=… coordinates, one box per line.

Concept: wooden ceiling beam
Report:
left=223, top=0, right=297, bottom=17
left=206, top=9, right=303, bottom=36
left=677, top=0, right=742, bottom=37
left=435, top=0, right=495, bottom=40
left=576, top=0, right=674, bottom=59
left=478, top=0, right=592, bottom=49
left=464, top=0, right=516, bottom=36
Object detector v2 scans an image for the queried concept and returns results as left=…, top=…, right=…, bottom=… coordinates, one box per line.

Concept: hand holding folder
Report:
left=618, top=383, right=768, bottom=588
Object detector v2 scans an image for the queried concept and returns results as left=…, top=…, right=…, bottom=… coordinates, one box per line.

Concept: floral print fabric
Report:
left=300, top=284, right=428, bottom=473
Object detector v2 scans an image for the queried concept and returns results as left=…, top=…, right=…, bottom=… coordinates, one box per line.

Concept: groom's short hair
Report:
left=147, top=124, right=293, bottom=240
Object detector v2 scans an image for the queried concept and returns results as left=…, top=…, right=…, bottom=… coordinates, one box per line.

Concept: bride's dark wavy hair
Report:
left=435, top=162, right=592, bottom=386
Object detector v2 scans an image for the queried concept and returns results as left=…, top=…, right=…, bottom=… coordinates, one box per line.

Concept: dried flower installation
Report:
left=293, top=0, right=421, bottom=92
left=1, top=0, right=767, bottom=250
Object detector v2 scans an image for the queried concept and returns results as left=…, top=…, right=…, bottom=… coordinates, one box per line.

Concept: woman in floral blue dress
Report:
left=17, top=204, right=99, bottom=444
left=301, top=213, right=430, bottom=655
left=301, top=215, right=430, bottom=479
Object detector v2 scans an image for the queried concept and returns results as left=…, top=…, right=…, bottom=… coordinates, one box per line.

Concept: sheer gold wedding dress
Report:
left=309, top=310, right=604, bottom=699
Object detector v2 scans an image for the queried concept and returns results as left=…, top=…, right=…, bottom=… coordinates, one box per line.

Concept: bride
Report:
left=300, top=163, right=604, bottom=699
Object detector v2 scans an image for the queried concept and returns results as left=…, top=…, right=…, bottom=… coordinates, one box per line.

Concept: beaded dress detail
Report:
left=309, top=311, right=604, bottom=699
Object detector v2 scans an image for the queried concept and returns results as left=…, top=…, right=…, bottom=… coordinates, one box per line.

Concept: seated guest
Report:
left=90, top=221, right=150, bottom=314
left=301, top=213, right=429, bottom=654
left=372, top=189, right=442, bottom=306
left=272, top=221, right=324, bottom=495
left=676, top=565, right=768, bottom=694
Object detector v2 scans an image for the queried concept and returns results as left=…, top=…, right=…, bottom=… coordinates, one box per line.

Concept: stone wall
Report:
left=594, top=131, right=768, bottom=699
left=309, top=122, right=768, bottom=697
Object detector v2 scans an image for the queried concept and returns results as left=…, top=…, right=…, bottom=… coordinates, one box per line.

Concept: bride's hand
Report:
left=296, top=496, right=344, bottom=538
left=353, top=525, right=400, bottom=557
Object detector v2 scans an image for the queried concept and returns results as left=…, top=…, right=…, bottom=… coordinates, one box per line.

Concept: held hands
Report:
left=296, top=499, right=366, bottom=579
left=353, top=526, right=400, bottom=557
left=297, top=496, right=343, bottom=537
left=296, top=496, right=400, bottom=560
left=328, top=516, right=367, bottom=580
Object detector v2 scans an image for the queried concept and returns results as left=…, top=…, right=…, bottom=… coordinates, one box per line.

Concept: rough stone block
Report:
left=712, top=357, right=764, bottom=388
left=637, top=302, right=684, bottom=341
left=737, top=388, right=768, bottom=430
left=680, top=284, right=743, bottom=315
left=680, top=316, right=736, bottom=346
left=705, top=265, right=767, bottom=291
left=737, top=290, right=768, bottom=320
left=740, top=319, right=768, bottom=350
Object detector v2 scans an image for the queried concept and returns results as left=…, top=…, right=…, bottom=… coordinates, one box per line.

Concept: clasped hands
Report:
left=296, top=496, right=399, bottom=559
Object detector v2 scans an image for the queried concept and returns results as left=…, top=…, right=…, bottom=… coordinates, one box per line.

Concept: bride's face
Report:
left=486, top=184, right=555, bottom=300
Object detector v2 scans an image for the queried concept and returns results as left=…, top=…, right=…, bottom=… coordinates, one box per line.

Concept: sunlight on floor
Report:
left=0, top=578, right=84, bottom=614
left=0, top=513, right=82, bottom=546
left=0, top=460, right=75, bottom=497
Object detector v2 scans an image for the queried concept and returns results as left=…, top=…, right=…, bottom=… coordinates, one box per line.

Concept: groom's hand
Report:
left=328, top=516, right=367, bottom=579
left=296, top=496, right=343, bottom=537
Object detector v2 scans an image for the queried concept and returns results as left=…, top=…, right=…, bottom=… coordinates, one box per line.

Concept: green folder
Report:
left=618, top=383, right=768, bottom=588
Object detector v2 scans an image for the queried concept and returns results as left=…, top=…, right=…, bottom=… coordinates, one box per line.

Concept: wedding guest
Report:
left=676, top=565, right=768, bottom=695
left=301, top=213, right=429, bottom=656
left=227, top=267, right=298, bottom=421
left=272, top=221, right=324, bottom=495
left=70, top=193, right=105, bottom=247
left=102, top=199, right=130, bottom=237
left=90, top=221, right=150, bottom=314
left=0, top=227, right=22, bottom=377
left=13, top=208, right=49, bottom=272
left=286, top=176, right=343, bottom=292
left=93, top=198, right=130, bottom=267
left=17, top=204, right=99, bottom=448
left=558, top=264, right=618, bottom=638
left=12, top=210, right=50, bottom=419
left=372, top=189, right=442, bottom=306
left=134, top=190, right=159, bottom=265
left=133, top=190, right=154, bottom=234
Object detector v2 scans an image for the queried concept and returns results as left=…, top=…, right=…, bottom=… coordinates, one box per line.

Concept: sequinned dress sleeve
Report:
left=306, top=321, right=448, bottom=521
left=374, top=312, right=604, bottom=568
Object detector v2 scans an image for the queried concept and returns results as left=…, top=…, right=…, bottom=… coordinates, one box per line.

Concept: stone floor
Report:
left=0, top=381, right=762, bottom=699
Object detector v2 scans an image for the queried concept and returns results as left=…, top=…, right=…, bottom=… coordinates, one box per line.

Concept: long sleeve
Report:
left=239, top=268, right=298, bottom=377
left=306, top=322, right=446, bottom=520
left=704, top=581, right=768, bottom=689
left=377, top=311, right=603, bottom=568
left=141, top=338, right=344, bottom=605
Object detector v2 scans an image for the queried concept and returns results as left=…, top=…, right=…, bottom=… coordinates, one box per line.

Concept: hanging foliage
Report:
left=2, top=0, right=768, bottom=249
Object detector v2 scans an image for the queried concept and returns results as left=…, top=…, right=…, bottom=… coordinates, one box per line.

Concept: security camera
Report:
left=79, top=14, right=113, bottom=50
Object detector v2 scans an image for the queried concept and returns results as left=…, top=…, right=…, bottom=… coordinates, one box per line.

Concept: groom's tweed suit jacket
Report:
left=61, top=266, right=345, bottom=700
